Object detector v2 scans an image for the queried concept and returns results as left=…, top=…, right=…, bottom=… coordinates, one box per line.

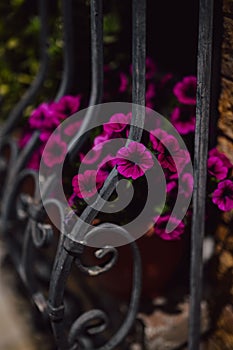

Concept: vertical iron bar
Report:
left=55, top=0, right=75, bottom=100
left=0, top=0, right=49, bottom=137
left=65, top=0, right=147, bottom=246
left=89, top=0, right=104, bottom=107
left=128, top=0, right=146, bottom=142
left=67, top=0, right=103, bottom=160
left=189, top=0, right=214, bottom=349
left=48, top=248, right=74, bottom=350
left=132, top=0, right=146, bottom=107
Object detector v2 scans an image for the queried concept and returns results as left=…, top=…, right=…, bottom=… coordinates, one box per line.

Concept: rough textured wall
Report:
left=218, top=0, right=233, bottom=160
left=210, top=1, right=233, bottom=348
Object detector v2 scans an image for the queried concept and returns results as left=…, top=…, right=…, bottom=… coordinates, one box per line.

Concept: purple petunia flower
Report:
left=40, top=129, right=53, bottom=142
left=165, top=171, right=179, bottom=200
left=166, top=172, right=193, bottom=200
left=43, top=135, right=67, bottom=167
left=208, top=156, right=228, bottom=180
left=181, top=172, right=194, bottom=198
left=149, top=129, right=170, bottom=152
left=94, top=132, right=110, bottom=150
left=157, top=136, right=189, bottom=173
left=19, top=130, right=33, bottom=148
left=173, top=76, right=197, bottom=105
left=116, top=141, right=154, bottom=180
left=52, top=95, right=81, bottom=117
left=63, top=120, right=82, bottom=137
left=103, top=113, right=131, bottom=136
left=153, top=215, right=185, bottom=240
left=212, top=180, right=233, bottom=211
left=79, top=147, right=103, bottom=165
left=72, top=169, right=105, bottom=199
left=149, top=130, right=190, bottom=174
left=170, top=105, right=196, bottom=135
left=209, top=148, right=232, bottom=169
left=29, top=102, right=63, bottom=129
left=166, top=178, right=177, bottom=195
left=96, top=155, right=118, bottom=180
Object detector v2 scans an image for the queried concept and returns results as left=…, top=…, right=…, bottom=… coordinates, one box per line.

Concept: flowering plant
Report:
left=19, top=95, right=82, bottom=169
left=19, top=57, right=233, bottom=242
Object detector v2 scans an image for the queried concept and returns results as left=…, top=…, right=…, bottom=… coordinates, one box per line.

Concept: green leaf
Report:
left=24, top=16, right=40, bottom=36
left=11, top=0, right=24, bottom=7
left=103, top=13, right=121, bottom=44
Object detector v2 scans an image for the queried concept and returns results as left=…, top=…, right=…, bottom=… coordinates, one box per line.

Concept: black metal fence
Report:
left=0, top=0, right=215, bottom=349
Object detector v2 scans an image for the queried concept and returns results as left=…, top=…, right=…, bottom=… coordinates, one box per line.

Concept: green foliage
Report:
left=0, top=0, right=124, bottom=122
left=103, top=12, right=121, bottom=44
left=0, top=0, right=63, bottom=122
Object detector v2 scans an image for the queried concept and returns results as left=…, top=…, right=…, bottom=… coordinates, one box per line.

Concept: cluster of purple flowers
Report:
left=19, top=95, right=81, bottom=169
left=103, top=59, right=197, bottom=137
left=70, top=110, right=193, bottom=241
left=19, top=56, right=233, bottom=241
left=207, top=148, right=233, bottom=211
left=171, top=76, right=196, bottom=135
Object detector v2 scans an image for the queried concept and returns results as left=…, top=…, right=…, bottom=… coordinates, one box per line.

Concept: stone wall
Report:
left=218, top=0, right=233, bottom=160
left=210, top=1, right=233, bottom=348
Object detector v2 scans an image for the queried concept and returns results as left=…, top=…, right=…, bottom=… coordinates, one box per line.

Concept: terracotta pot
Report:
left=87, top=234, right=186, bottom=300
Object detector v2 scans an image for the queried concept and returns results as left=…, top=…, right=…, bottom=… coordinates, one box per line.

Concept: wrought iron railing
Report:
left=0, top=0, right=215, bottom=349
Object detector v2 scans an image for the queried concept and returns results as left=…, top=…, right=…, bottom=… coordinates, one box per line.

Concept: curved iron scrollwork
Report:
left=0, top=0, right=146, bottom=349
left=68, top=309, right=108, bottom=349
left=48, top=224, right=141, bottom=350
left=75, top=245, right=118, bottom=277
